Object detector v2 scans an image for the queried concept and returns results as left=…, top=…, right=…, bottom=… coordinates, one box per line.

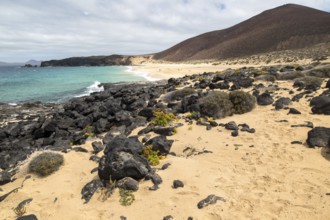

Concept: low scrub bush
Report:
left=29, top=152, right=64, bottom=177
left=229, top=91, right=256, bottom=114
left=151, top=110, right=177, bottom=126
left=142, top=145, right=160, bottom=166
left=164, top=88, right=196, bottom=102
left=198, top=92, right=233, bottom=119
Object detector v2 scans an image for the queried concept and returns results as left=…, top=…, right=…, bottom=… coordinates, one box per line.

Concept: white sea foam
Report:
left=8, top=103, right=18, bottom=106
left=75, top=81, right=104, bottom=98
left=126, top=66, right=159, bottom=81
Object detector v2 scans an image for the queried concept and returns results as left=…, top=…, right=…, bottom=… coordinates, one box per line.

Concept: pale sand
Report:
left=1, top=79, right=330, bottom=219
left=130, top=57, right=323, bottom=80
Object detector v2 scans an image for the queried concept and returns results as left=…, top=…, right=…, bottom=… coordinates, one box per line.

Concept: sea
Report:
left=0, top=66, right=154, bottom=104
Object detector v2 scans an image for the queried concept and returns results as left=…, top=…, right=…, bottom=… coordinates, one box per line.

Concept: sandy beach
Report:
left=130, top=57, right=324, bottom=80
left=1, top=64, right=330, bottom=219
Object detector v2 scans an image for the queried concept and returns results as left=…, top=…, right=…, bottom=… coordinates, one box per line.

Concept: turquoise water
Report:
left=0, top=66, right=147, bottom=103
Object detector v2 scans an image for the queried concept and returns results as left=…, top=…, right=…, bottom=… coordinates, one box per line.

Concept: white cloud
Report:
left=0, top=0, right=329, bottom=62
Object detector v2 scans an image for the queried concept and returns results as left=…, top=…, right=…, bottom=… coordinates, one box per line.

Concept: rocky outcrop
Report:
left=40, top=55, right=132, bottom=67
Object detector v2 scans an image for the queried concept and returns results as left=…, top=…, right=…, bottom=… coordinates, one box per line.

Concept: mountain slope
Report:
left=154, top=4, right=330, bottom=62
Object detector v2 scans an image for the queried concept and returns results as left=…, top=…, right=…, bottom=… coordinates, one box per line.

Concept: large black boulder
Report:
left=145, top=135, right=174, bottom=155
left=310, top=96, right=330, bottom=115
left=104, top=135, right=144, bottom=155
left=306, top=127, right=330, bottom=148
left=98, top=151, right=150, bottom=181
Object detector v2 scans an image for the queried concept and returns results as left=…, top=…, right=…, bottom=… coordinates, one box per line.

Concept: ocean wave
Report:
left=126, top=66, right=159, bottom=81
left=75, top=81, right=104, bottom=98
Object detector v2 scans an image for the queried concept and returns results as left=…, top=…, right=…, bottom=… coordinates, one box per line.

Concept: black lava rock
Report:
left=145, top=135, right=174, bottom=155
left=257, top=92, right=274, bottom=106
left=288, top=108, right=301, bottom=115
left=173, top=180, right=184, bottom=189
left=197, top=194, right=226, bottom=209
left=116, top=177, right=139, bottom=191
left=81, top=179, right=104, bottom=203
left=306, top=127, right=330, bottom=148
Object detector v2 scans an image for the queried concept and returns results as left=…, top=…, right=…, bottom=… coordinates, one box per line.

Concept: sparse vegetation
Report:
left=164, top=88, right=196, bottom=102
left=119, top=188, right=135, bottom=206
left=198, top=92, right=233, bottom=119
left=142, top=145, right=160, bottom=166
left=13, top=206, right=26, bottom=217
left=29, top=152, right=64, bottom=177
left=229, top=91, right=256, bottom=114
left=151, top=110, right=177, bottom=127
left=99, top=178, right=116, bottom=202
left=83, top=125, right=95, bottom=138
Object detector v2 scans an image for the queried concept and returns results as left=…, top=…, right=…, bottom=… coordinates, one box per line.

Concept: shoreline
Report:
left=1, top=61, right=330, bottom=219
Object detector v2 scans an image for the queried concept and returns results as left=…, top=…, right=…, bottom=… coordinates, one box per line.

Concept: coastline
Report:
left=0, top=61, right=330, bottom=219
left=130, top=58, right=321, bottom=80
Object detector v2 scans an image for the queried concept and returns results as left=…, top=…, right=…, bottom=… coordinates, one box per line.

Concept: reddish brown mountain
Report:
left=153, top=4, right=330, bottom=61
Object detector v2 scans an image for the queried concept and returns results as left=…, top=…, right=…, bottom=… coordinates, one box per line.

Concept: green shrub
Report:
left=29, top=152, right=64, bottom=177
left=229, top=91, right=256, bottom=114
left=142, top=145, right=160, bottom=166
left=151, top=110, right=177, bottom=127
left=164, top=88, right=196, bottom=102
left=198, top=92, right=233, bottom=119
left=119, top=188, right=135, bottom=206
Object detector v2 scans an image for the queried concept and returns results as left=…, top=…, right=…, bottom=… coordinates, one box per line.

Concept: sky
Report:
left=0, top=0, right=329, bottom=62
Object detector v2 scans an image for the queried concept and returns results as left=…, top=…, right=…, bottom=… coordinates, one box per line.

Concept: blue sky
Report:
left=0, top=0, right=329, bottom=62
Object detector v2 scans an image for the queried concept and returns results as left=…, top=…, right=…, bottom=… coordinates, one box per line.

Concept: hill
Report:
left=153, top=4, right=330, bottom=62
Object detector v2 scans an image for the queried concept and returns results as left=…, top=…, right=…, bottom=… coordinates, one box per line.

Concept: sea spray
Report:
left=75, top=81, right=104, bottom=98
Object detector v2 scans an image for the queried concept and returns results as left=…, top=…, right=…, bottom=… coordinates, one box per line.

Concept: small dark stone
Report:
left=291, top=121, right=313, bottom=128
left=16, top=214, right=38, bottom=220
left=90, top=167, right=98, bottom=174
left=231, top=130, right=239, bottom=137
left=197, top=194, right=226, bottom=209
left=89, top=155, right=101, bottom=162
left=274, top=97, right=291, bottom=110
left=161, top=163, right=171, bottom=170
left=276, top=120, right=288, bottom=123
left=72, top=147, right=89, bottom=153
left=257, top=92, right=274, bottom=105
left=149, top=184, right=159, bottom=191
left=288, top=108, right=301, bottom=115
left=120, top=216, right=127, bottom=220
left=291, top=141, right=303, bottom=144
left=91, top=141, right=104, bottom=154
left=153, top=127, right=176, bottom=136
left=210, top=121, right=218, bottom=127
left=145, top=172, right=163, bottom=185
left=116, top=177, right=139, bottom=191
left=163, top=215, right=174, bottom=220
left=225, top=121, right=238, bottom=130
left=173, top=180, right=184, bottom=189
